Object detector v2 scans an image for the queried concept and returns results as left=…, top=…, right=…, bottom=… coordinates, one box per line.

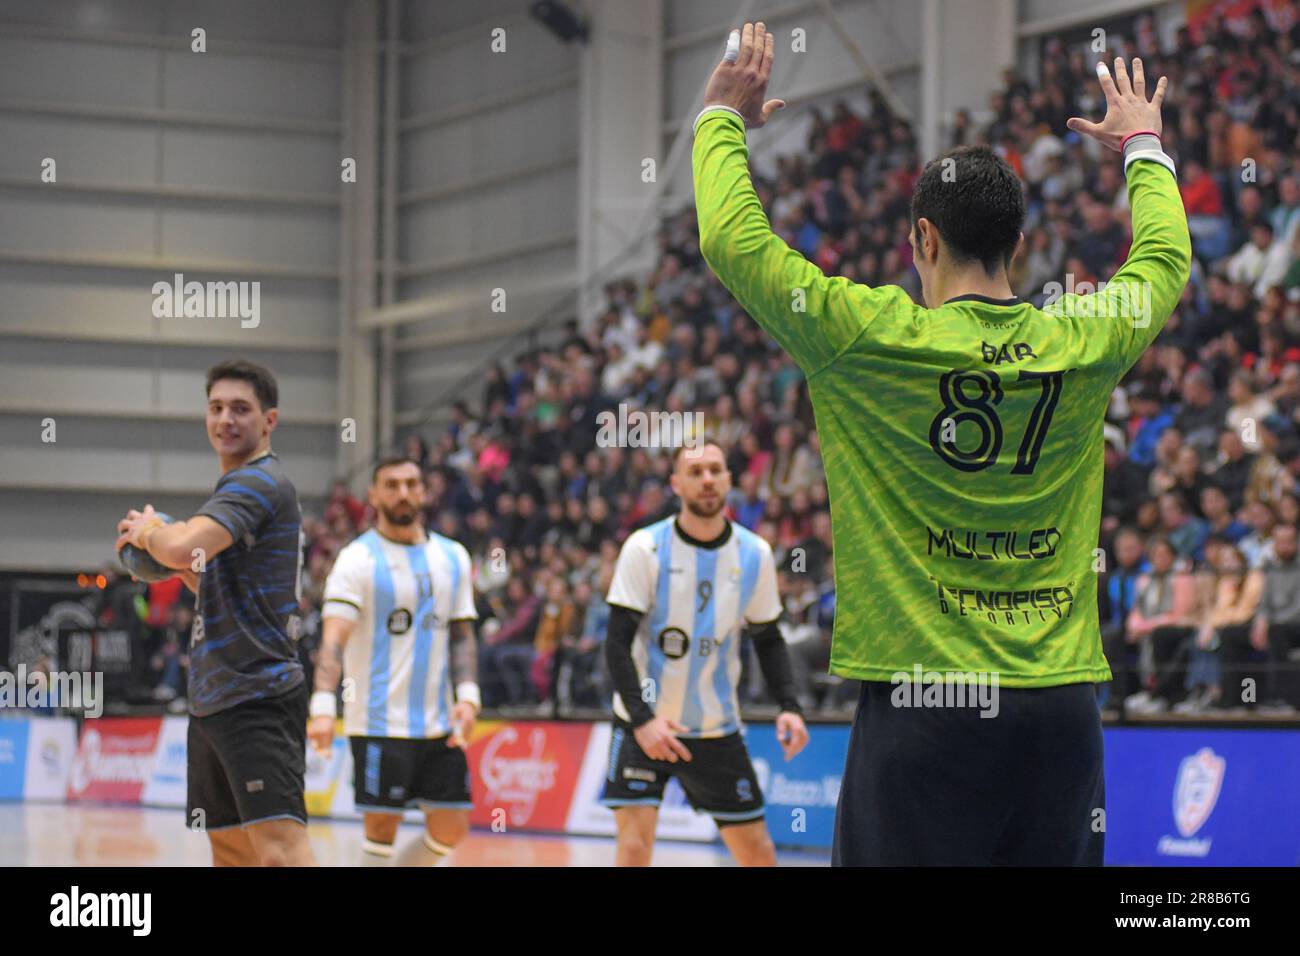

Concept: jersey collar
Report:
left=374, top=527, right=428, bottom=548
left=673, top=518, right=732, bottom=550
left=944, top=293, right=1022, bottom=306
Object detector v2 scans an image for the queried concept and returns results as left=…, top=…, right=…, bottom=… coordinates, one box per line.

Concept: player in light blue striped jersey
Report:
left=602, top=440, right=809, bottom=865
left=311, top=457, right=480, bottom=866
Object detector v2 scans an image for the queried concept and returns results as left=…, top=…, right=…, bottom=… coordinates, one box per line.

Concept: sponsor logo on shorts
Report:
left=623, top=767, right=656, bottom=783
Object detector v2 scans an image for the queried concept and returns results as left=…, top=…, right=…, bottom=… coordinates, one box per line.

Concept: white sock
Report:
left=361, top=838, right=394, bottom=867
left=394, top=832, right=453, bottom=867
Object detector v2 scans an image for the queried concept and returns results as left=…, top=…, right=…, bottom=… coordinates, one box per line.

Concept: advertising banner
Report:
left=37, top=714, right=1300, bottom=867
left=744, top=722, right=848, bottom=849
left=140, top=716, right=188, bottom=809
left=1104, top=727, right=1300, bottom=866
left=66, top=717, right=162, bottom=804
left=305, top=719, right=353, bottom=819
left=467, top=721, right=591, bottom=832
left=0, top=719, right=29, bottom=800
left=23, top=718, right=78, bottom=802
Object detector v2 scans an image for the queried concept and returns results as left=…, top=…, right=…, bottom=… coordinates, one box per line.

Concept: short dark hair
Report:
left=910, top=145, right=1025, bottom=276
left=672, top=436, right=723, bottom=466
left=205, top=359, right=278, bottom=411
left=372, top=455, right=423, bottom=485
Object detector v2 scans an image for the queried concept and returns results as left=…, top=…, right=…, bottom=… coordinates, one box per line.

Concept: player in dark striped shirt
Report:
left=117, top=359, right=314, bottom=866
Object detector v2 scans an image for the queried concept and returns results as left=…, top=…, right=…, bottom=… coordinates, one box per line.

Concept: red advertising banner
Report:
left=66, top=718, right=162, bottom=804
left=466, top=721, right=592, bottom=832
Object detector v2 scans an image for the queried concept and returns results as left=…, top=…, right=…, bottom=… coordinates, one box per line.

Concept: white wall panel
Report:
left=0, top=0, right=346, bottom=573
left=161, top=50, right=341, bottom=119
left=400, top=165, right=575, bottom=261
left=401, top=17, right=574, bottom=113
left=0, top=264, right=336, bottom=345
left=0, top=36, right=161, bottom=107
left=160, top=129, right=340, bottom=192
left=405, top=0, right=526, bottom=40
left=0, top=116, right=159, bottom=182
left=392, top=0, right=579, bottom=431
left=400, top=84, right=578, bottom=190
left=159, top=205, right=338, bottom=269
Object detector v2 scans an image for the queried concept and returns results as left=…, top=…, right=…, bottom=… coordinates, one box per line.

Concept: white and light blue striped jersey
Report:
left=321, top=528, right=477, bottom=739
left=606, top=517, right=782, bottom=738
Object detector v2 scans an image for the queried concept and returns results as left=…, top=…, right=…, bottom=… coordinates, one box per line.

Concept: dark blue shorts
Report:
left=600, top=719, right=765, bottom=826
left=187, top=683, right=308, bottom=831
left=833, top=680, right=1105, bottom=866
left=350, top=735, right=472, bottom=813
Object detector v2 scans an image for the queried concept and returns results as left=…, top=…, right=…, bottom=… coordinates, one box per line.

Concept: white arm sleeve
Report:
left=322, top=544, right=368, bottom=622
left=606, top=530, right=658, bottom=614
left=452, top=544, right=478, bottom=621
left=745, top=544, right=784, bottom=624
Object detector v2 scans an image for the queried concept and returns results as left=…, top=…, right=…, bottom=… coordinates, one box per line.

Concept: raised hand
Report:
left=702, top=21, right=786, bottom=130
left=1067, top=57, right=1167, bottom=152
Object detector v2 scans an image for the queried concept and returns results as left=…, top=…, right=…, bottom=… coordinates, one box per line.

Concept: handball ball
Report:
left=117, top=513, right=175, bottom=582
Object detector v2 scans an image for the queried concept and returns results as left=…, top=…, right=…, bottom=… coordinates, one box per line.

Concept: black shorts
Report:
left=350, top=735, right=472, bottom=813
left=833, top=680, right=1105, bottom=866
left=600, top=720, right=765, bottom=826
left=187, top=683, right=308, bottom=831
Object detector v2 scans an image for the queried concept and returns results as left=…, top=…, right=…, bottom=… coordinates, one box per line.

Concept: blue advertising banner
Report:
left=743, top=722, right=850, bottom=848
left=1104, top=727, right=1300, bottom=867
left=0, top=719, right=31, bottom=800
left=746, top=722, right=1300, bottom=863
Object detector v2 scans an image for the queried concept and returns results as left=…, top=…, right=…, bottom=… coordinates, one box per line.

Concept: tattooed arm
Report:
left=449, top=619, right=480, bottom=747
left=449, top=619, right=479, bottom=692
left=307, top=615, right=353, bottom=756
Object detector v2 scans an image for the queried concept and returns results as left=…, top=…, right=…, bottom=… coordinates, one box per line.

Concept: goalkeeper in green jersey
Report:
left=693, top=22, right=1190, bottom=865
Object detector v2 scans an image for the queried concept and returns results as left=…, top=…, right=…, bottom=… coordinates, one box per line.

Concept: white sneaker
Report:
left=1173, top=689, right=1210, bottom=714
left=1123, top=691, right=1153, bottom=713
left=1258, top=700, right=1298, bottom=716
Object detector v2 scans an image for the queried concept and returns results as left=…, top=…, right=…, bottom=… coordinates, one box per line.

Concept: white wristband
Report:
left=456, top=682, right=482, bottom=712
left=309, top=691, right=337, bottom=719
left=693, top=105, right=745, bottom=136
left=1122, top=133, right=1175, bottom=178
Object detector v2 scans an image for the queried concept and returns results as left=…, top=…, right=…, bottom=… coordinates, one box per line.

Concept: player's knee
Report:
left=745, top=833, right=777, bottom=867
left=209, top=831, right=253, bottom=867
left=618, top=831, right=655, bottom=866
left=724, top=822, right=776, bottom=866
left=257, top=844, right=294, bottom=867
left=427, top=812, right=469, bottom=848
left=364, top=814, right=401, bottom=845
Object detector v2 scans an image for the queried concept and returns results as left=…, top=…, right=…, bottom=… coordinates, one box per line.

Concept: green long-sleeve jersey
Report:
left=693, top=109, right=1191, bottom=686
